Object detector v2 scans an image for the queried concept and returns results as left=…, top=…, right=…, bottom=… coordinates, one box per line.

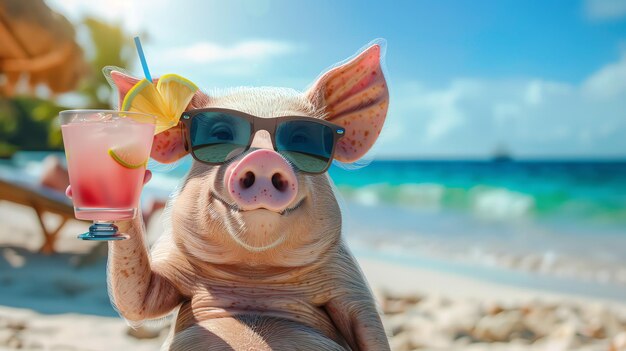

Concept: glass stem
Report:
left=77, top=221, right=127, bottom=240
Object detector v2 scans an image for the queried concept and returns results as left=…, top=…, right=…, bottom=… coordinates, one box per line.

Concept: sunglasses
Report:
left=180, top=108, right=346, bottom=174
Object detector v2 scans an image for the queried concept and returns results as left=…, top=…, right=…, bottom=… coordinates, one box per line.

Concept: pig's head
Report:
left=110, top=42, right=389, bottom=267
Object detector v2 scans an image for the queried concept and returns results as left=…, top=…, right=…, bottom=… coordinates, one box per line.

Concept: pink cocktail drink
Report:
left=60, top=110, right=155, bottom=240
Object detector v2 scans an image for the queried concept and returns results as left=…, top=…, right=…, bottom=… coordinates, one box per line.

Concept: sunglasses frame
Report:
left=179, top=107, right=346, bottom=174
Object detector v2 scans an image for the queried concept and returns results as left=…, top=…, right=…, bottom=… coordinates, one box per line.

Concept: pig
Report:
left=103, top=42, right=390, bottom=350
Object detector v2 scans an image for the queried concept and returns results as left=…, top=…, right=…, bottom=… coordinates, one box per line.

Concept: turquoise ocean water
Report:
left=5, top=152, right=625, bottom=226
left=152, top=157, right=626, bottom=226
left=2, top=152, right=626, bottom=299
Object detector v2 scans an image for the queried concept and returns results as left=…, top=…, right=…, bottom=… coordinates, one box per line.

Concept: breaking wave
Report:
left=337, top=183, right=625, bottom=223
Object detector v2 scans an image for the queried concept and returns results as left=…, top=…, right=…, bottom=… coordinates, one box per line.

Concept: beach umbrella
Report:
left=0, top=0, right=87, bottom=97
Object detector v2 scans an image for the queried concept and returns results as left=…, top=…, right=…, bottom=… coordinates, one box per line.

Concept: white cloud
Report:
left=159, top=40, right=298, bottom=65
left=381, top=56, right=626, bottom=158
left=46, top=0, right=167, bottom=32
left=493, top=103, right=522, bottom=124
left=408, top=83, right=465, bottom=141
left=525, top=80, right=543, bottom=105
left=144, top=40, right=301, bottom=79
left=582, top=53, right=626, bottom=99
left=584, top=0, right=626, bottom=20
left=46, top=0, right=301, bottom=81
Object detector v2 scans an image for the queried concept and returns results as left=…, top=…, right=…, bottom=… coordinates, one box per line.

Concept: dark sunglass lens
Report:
left=190, top=112, right=251, bottom=163
left=276, top=120, right=335, bottom=173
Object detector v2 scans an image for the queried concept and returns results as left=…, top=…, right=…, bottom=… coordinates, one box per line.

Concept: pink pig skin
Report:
left=105, top=42, right=390, bottom=350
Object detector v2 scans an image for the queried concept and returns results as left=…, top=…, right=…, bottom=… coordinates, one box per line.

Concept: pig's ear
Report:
left=151, top=90, right=209, bottom=164
left=103, top=66, right=150, bottom=108
left=306, top=42, right=389, bottom=163
left=103, top=66, right=209, bottom=164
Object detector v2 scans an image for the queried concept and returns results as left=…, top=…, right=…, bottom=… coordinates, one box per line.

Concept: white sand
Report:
left=358, top=258, right=626, bottom=308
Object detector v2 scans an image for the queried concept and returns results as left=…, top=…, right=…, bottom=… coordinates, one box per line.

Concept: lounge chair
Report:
left=0, top=174, right=75, bottom=254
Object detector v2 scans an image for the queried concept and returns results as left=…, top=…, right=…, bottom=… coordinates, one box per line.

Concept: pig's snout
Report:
left=224, top=149, right=298, bottom=212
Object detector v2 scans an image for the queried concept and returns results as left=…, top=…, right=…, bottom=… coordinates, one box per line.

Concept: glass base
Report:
left=74, top=207, right=136, bottom=221
left=78, top=222, right=129, bottom=241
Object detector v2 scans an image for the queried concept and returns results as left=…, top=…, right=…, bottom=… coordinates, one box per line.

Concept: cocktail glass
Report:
left=60, top=110, right=156, bottom=240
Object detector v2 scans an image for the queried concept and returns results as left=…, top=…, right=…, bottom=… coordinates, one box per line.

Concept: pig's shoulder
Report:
left=306, top=241, right=364, bottom=282
left=149, top=238, right=197, bottom=297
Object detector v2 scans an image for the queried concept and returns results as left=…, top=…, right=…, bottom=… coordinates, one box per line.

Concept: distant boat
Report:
left=491, top=144, right=513, bottom=162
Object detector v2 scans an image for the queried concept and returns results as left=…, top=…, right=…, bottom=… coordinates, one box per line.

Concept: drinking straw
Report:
left=134, top=36, right=152, bottom=82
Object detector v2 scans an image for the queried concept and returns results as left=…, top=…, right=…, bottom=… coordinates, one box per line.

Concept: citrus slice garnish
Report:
left=108, top=144, right=148, bottom=169
left=121, top=74, right=198, bottom=134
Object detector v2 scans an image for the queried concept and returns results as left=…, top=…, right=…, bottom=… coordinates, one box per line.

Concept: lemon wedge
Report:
left=108, top=143, right=148, bottom=169
left=121, top=74, right=198, bottom=134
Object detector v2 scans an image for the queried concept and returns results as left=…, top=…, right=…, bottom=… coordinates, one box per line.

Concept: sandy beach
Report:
left=1, top=201, right=626, bottom=351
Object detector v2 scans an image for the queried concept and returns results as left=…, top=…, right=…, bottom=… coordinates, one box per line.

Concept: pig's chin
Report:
left=209, top=191, right=304, bottom=252
left=231, top=209, right=287, bottom=252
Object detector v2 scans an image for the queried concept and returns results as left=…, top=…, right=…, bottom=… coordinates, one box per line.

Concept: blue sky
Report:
left=48, top=0, right=626, bottom=158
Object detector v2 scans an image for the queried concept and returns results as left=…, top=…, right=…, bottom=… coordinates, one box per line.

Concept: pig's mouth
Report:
left=209, top=191, right=305, bottom=215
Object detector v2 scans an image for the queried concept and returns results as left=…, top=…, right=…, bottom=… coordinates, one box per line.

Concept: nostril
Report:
left=271, top=173, right=288, bottom=192
left=240, top=171, right=255, bottom=189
